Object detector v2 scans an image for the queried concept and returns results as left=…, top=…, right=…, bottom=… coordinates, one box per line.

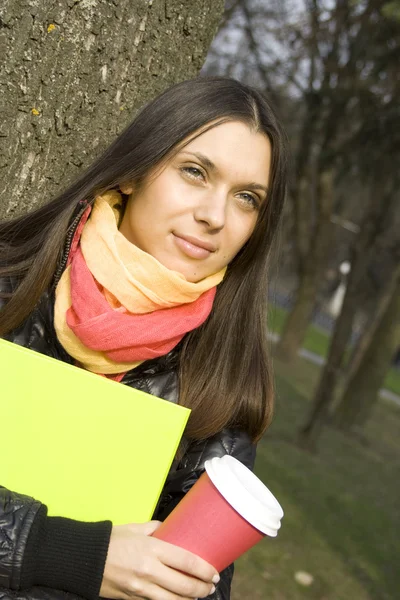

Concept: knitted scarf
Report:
left=54, top=191, right=225, bottom=376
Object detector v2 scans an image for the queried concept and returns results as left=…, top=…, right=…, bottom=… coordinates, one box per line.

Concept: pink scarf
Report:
left=54, top=192, right=226, bottom=376
left=66, top=246, right=216, bottom=364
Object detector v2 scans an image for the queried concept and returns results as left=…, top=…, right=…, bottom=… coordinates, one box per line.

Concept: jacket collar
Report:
left=53, top=201, right=91, bottom=288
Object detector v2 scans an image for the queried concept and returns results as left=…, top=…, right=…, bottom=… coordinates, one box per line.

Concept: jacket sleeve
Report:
left=154, top=428, right=257, bottom=600
left=0, top=487, right=42, bottom=591
left=0, top=486, right=112, bottom=600
left=0, top=483, right=80, bottom=600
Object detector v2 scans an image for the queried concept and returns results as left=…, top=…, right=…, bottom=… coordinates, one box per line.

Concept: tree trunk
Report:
left=343, top=261, right=400, bottom=385
left=0, top=0, right=224, bottom=218
left=334, top=276, right=400, bottom=430
left=275, top=269, right=318, bottom=361
left=297, top=269, right=359, bottom=451
left=298, top=182, right=389, bottom=451
left=276, top=2, right=354, bottom=363
left=276, top=169, right=334, bottom=361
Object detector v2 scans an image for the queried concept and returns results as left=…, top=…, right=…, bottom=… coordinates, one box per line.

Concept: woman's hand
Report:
left=100, top=521, right=219, bottom=600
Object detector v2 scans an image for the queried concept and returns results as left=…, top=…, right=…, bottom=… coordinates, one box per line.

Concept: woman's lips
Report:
left=173, top=234, right=215, bottom=259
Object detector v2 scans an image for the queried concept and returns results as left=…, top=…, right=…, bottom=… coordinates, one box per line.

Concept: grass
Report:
left=231, top=356, right=400, bottom=600
left=384, top=368, right=400, bottom=398
left=268, top=304, right=400, bottom=397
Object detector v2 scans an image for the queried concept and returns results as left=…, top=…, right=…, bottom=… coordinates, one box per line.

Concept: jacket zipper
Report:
left=52, top=204, right=89, bottom=287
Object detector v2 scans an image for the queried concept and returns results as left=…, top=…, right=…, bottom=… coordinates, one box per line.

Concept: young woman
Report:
left=0, top=76, right=287, bottom=600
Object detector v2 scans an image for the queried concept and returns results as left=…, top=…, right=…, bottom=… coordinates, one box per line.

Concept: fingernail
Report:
left=210, top=584, right=216, bottom=594
left=212, top=574, right=220, bottom=584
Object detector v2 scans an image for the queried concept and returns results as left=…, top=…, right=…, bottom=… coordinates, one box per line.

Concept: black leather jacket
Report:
left=0, top=245, right=256, bottom=600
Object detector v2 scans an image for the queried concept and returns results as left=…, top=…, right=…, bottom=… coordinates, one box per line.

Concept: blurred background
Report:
left=202, top=2, right=400, bottom=599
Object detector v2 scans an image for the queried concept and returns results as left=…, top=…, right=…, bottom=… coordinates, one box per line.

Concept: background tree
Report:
left=334, top=258, right=400, bottom=431
left=297, top=0, right=400, bottom=450
left=205, top=0, right=400, bottom=364
left=298, top=183, right=400, bottom=449
left=277, top=0, right=400, bottom=360
left=0, top=0, right=224, bottom=218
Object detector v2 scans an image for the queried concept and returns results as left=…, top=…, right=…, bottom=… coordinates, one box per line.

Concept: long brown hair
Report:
left=0, top=77, right=288, bottom=442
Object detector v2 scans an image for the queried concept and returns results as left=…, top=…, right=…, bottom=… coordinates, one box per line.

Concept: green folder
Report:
left=1, top=338, right=190, bottom=524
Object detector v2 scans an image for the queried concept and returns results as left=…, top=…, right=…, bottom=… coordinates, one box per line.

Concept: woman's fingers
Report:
left=130, top=583, right=204, bottom=600
left=138, top=561, right=215, bottom=599
left=156, top=540, right=219, bottom=585
left=100, top=522, right=219, bottom=600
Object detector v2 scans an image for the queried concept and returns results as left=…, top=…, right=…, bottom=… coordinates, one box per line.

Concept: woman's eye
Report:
left=238, top=193, right=260, bottom=209
left=181, top=166, right=205, bottom=180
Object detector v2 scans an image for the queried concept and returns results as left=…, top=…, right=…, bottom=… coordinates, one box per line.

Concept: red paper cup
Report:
left=153, top=455, right=283, bottom=572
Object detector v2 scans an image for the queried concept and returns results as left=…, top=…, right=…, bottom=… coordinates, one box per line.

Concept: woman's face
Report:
left=119, top=120, right=272, bottom=282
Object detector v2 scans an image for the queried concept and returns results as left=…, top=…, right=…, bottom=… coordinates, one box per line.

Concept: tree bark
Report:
left=334, top=275, right=400, bottom=430
left=0, top=0, right=224, bottom=218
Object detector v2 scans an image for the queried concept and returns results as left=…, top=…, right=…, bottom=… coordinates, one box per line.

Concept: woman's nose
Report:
left=193, top=192, right=226, bottom=231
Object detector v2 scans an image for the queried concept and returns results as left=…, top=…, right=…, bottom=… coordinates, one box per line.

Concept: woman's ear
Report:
left=119, top=182, right=134, bottom=195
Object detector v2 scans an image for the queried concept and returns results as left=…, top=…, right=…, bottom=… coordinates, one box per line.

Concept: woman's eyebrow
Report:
left=181, top=151, right=268, bottom=194
left=181, top=151, right=217, bottom=172
left=245, top=182, right=269, bottom=194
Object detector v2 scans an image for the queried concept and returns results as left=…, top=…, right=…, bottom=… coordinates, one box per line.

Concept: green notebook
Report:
left=1, top=338, right=190, bottom=524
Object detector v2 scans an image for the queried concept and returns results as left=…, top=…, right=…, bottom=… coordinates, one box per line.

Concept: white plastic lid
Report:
left=205, top=455, right=284, bottom=537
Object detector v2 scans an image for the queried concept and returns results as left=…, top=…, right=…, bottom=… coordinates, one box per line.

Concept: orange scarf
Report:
left=54, top=191, right=226, bottom=375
